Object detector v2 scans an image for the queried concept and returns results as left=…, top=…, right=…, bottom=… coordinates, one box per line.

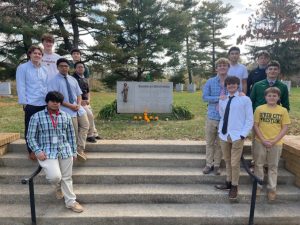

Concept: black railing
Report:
left=241, top=154, right=263, bottom=225
left=21, top=166, right=42, bottom=225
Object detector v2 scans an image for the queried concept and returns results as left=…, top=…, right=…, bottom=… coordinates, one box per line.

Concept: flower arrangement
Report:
left=133, top=112, right=159, bottom=122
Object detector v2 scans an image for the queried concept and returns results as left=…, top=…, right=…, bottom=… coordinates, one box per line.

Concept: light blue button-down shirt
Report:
left=48, top=73, right=86, bottom=117
left=218, top=91, right=253, bottom=142
left=16, top=61, right=48, bottom=106
left=202, top=75, right=228, bottom=121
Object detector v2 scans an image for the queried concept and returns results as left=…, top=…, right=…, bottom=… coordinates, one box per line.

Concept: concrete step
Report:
left=1, top=203, right=299, bottom=225
left=2, top=152, right=281, bottom=168
left=0, top=166, right=295, bottom=185
left=2, top=184, right=299, bottom=204
left=8, top=139, right=252, bottom=153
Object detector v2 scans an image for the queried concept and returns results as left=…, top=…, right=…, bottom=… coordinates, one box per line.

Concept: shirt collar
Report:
left=45, top=107, right=61, bottom=115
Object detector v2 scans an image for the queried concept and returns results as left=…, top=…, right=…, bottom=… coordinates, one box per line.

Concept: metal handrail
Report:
left=21, top=166, right=42, bottom=225
left=241, top=154, right=263, bottom=225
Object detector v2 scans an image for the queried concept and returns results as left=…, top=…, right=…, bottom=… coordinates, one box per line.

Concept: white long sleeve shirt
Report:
left=16, top=61, right=48, bottom=106
left=218, top=91, right=253, bottom=142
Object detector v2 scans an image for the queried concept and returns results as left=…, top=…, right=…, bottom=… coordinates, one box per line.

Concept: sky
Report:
left=220, top=0, right=265, bottom=57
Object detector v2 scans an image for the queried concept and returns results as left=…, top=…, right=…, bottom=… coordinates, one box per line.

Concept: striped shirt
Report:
left=202, top=75, right=228, bottom=121
left=27, top=108, right=77, bottom=159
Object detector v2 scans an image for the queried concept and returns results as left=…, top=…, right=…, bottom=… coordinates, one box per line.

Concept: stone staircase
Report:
left=0, top=139, right=299, bottom=225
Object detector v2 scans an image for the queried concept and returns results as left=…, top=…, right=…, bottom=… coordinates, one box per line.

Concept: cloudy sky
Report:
left=221, top=0, right=264, bottom=55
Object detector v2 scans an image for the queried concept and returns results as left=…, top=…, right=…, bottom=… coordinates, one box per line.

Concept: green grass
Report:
left=1, top=88, right=299, bottom=140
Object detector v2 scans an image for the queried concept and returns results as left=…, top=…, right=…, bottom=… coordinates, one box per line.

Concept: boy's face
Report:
left=266, top=66, right=280, bottom=80
left=265, top=92, right=280, bottom=105
left=228, top=50, right=240, bottom=63
left=75, top=63, right=85, bottom=75
left=42, top=40, right=54, bottom=52
left=30, top=49, right=43, bottom=64
left=257, top=55, right=270, bottom=67
left=216, top=63, right=229, bottom=76
left=72, top=52, right=81, bottom=61
left=47, top=100, right=60, bottom=111
left=57, top=62, right=69, bottom=75
left=226, top=83, right=239, bottom=93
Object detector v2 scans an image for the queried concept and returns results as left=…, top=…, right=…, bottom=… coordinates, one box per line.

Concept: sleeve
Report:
left=16, top=65, right=27, bottom=105
left=74, top=79, right=83, bottom=97
left=26, top=114, right=42, bottom=155
left=242, top=66, right=248, bottom=79
left=281, top=108, right=291, bottom=125
left=281, top=85, right=290, bottom=111
left=250, top=83, right=257, bottom=110
left=47, top=78, right=56, bottom=92
left=241, top=97, right=254, bottom=137
left=254, top=107, right=260, bottom=123
left=65, top=115, right=77, bottom=155
left=202, top=79, right=219, bottom=103
left=246, top=72, right=253, bottom=97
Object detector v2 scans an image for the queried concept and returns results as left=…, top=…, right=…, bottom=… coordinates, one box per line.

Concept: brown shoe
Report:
left=229, top=185, right=238, bottom=199
left=66, top=201, right=84, bottom=213
left=268, top=190, right=276, bottom=201
left=77, top=151, right=87, bottom=161
left=215, top=181, right=232, bottom=190
left=203, top=165, right=214, bottom=174
left=28, top=152, right=37, bottom=161
left=56, top=188, right=64, bottom=200
left=214, top=166, right=221, bottom=175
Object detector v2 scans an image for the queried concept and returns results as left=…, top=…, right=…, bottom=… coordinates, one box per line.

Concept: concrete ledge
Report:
left=283, top=135, right=300, bottom=188
left=0, top=133, right=20, bottom=156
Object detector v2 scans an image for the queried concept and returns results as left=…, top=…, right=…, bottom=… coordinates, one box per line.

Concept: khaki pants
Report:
left=253, top=140, right=282, bottom=191
left=83, top=105, right=99, bottom=138
left=38, top=157, right=76, bottom=207
left=205, top=118, right=222, bottom=167
left=220, top=137, right=244, bottom=186
left=72, top=114, right=89, bottom=152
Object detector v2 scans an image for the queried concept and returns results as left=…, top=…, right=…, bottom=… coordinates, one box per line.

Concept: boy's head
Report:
left=56, top=58, right=70, bottom=75
left=27, top=45, right=43, bottom=63
left=74, top=61, right=85, bottom=75
left=256, top=50, right=270, bottom=67
left=215, top=58, right=230, bottom=76
left=45, top=91, right=64, bottom=111
left=41, top=33, right=55, bottom=52
left=266, top=60, right=280, bottom=80
left=225, top=76, right=240, bottom=93
left=264, top=87, right=280, bottom=105
left=228, top=46, right=240, bottom=64
left=71, top=48, right=81, bottom=62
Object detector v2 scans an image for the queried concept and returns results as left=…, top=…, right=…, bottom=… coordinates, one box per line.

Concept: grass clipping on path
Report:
left=98, top=100, right=194, bottom=121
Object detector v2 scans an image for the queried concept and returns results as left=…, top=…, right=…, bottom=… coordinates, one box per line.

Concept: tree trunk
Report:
left=186, top=35, right=192, bottom=84
left=54, top=14, right=72, bottom=51
left=70, top=0, right=79, bottom=48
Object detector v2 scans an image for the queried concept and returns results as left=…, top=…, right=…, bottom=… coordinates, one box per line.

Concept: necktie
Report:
left=222, top=96, right=235, bottom=135
left=64, top=76, right=75, bottom=104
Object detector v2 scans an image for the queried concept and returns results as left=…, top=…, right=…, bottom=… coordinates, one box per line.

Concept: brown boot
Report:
left=268, top=190, right=276, bottom=201
left=229, top=185, right=238, bottom=199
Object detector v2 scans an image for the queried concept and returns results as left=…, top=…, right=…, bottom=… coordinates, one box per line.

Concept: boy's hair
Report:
left=264, top=87, right=281, bottom=97
left=225, top=76, right=240, bottom=86
left=41, top=33, right=55, bottom=43
left=256, top=50, right=270, bottom=58
left=56, top=58, right=70, bottom=67
left=215, top=57, right=230, bottom=68
left=45, top=91, right=64, bottom=103
left=266, top=60, right=280, bottom=70
left=74, top=61, right=85, bottom=68
left=228, top=46, right=240, bottom=55
left=27, top=45, right=43, bottom=57
left=70, top=48, right=81, bottom=55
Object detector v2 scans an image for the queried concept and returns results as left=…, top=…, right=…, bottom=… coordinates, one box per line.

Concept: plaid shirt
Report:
left=202, top=75, right=228, bottom=121
left=27, top=108, right=77, bottom=159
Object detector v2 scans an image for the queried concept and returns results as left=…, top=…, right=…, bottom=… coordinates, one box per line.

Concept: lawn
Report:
left=0, top=88, right=299, bottom=140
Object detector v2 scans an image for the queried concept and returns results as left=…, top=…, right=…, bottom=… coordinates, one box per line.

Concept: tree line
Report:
left=0, top=0, right=299, bottom=86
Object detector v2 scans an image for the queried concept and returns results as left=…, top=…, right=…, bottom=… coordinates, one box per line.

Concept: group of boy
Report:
left=202, top=47, right=290, bottom=201
left=16, top=33, right=100, bottom=213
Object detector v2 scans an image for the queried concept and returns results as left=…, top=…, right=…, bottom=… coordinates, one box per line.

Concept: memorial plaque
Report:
left=282, top=80, right=291, bottom=92
left=0, top=82, right=11, bottom=96
left=117, top=82, right=173, bottom=113
left=187, top=83, right=196, bottom=93
left=175, top=84, right=184, bottom=92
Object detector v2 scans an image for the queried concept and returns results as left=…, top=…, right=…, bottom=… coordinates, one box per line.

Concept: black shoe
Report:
left=86, top=137, right=97, bottom=143
left=203, top=165, right=214, bottom=174
left=94, top=136, right=102, bottom=140
left=215, top=181, right=232, bottom=190
left=229, top=185, right=238, bottom=199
